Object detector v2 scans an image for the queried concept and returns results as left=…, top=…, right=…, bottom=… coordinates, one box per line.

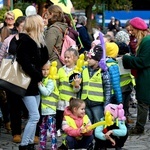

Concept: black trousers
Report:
left=6, top=91, right=23, bottom=135
left=94, top=132, right=128, bottom=149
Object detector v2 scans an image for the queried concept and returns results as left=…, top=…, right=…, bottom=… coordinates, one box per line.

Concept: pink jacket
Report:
left=0, top=34, right=16, bottom=65
left=62, top=106, right=93, bottom=137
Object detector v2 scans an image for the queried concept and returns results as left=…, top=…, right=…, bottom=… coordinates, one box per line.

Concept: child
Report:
left=94, top=103, right=128, bottom=150
left=38, top=61, right=59, bottom=150
left=62, top=97, right=94, bottom=149
left=104, top=42, right=122, bottom=106
left=81, top=45, right=111, bottom=124
left=56, top=47, right=81, bottom=137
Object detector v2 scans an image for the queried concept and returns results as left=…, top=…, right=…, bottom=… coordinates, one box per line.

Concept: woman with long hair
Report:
left=16, top=15, right=49, bottom=150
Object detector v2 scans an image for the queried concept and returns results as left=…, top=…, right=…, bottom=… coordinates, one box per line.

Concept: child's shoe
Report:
left=13, top=134, right=21, bottom=143
left=57, top=129, right=62, bottom=137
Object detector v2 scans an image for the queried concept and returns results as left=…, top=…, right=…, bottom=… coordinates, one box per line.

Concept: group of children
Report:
left=37, top=33, right=133, bottom=150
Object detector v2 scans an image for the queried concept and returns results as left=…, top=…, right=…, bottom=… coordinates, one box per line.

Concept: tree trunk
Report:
left=85, top=1, right=95, bottom=34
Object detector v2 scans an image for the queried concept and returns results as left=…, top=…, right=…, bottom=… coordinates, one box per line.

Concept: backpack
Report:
left=53, top=25, right=76, bottom=64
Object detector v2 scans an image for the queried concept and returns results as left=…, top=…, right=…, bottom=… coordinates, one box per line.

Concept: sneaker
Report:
left=129, top=126, right=144, bottom=135
left=13, top=135, right=21, bottom=143
left=57, top=129, right=62, bottom=137
left=34, top=136, right=39, bottom=144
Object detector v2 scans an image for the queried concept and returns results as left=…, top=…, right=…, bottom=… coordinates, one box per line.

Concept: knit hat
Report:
left=105, top=42, right=119, bottom=58
left=129, top=17, right=148, bottom=30
left=104, top=103, right=126, bottom=120
left=88, top=45, right=103, bottom=61
left=115, top=30, right=130, bottom=44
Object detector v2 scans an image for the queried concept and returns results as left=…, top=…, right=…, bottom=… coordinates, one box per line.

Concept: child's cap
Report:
left=115, top=30, right=130, bottom=44
left=88, top=45, right=103, bottom=61
left=104, top=103, right=126, bottom=121
left=105, top=42, right=119, bottom=58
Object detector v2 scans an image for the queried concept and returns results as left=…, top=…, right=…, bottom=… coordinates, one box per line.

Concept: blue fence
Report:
left=95, top=10, right=150, bottom=27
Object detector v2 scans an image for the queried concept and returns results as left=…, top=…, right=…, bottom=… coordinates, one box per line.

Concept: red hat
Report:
left=129, top=17, right=148, bottom=30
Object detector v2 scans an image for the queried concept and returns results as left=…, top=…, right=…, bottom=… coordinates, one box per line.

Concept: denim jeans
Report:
left=21, top=95, right=40, bottom=146
left=85, top=99, right=104, bottom=124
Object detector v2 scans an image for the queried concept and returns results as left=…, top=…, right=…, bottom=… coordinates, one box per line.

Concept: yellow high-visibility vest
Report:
left=81, top=68, right=104, bottom=102
left=41, top=77, right=59, bottom=111
left=58, top=68, right=77, bottom=101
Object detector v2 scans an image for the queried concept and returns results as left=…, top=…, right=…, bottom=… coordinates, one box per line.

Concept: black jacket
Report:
left=16, top=33, right=49, bottom=96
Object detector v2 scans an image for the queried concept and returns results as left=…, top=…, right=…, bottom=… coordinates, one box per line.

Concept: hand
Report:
left=105, top=130, right=113, bottom=137
left=38, top=81, right=43, bottom=86
left=73, top=75, right=82, bottom=87
left=80, top=126, right=91, bottom=134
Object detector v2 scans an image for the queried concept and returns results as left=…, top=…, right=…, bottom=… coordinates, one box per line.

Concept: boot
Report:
left=19, top=145, right=28, bottom=150
left=28, top=143, right=36, bottom=150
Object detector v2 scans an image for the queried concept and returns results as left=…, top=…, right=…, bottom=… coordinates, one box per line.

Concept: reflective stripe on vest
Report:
left=120, top=74, right=132, bottom=87
left=81, top=68, right=104, bottom=102
left=58, top=68, right=77, bottom=101
left=41, top=77, right=59, bottom=111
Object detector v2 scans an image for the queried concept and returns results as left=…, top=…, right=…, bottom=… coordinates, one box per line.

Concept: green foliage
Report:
left=72, top=0, right=132, bottom=11
left=0, top=6, right=9, bottom=23
left=14, top=1, right=31, bottom=15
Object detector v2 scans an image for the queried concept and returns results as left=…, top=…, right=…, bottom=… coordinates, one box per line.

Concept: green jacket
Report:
left=123, top=35, right=150, bottom=104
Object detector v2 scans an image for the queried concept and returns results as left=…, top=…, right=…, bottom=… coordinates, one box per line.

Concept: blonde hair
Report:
left=47, top=5, right=65, bottom=24
left=23, top=15, right=45, bottom=47
left=4, top=11, right=15, bottom=20
left=134, top=29, right=148, bottom=51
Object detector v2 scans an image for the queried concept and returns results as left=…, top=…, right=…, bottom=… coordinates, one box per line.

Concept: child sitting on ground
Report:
left=62, top=97, right=94, bottom=150
left=94, top=103, right=128, bottom=150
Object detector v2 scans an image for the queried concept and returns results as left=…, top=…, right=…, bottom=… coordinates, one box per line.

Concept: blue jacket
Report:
left=106, top=58, right=122, bottom=104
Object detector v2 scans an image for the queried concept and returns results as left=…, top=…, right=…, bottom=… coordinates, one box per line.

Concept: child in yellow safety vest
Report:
left=38, top=61, right=59, bottom=150
left=81, top=45, right=112, bottom=124
left=56, top=47, right=81, bottom=137
left=62, top=97, right=94, bottom=150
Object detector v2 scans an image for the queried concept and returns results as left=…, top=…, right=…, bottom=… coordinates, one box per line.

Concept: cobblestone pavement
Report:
left=1, top=108, right=150, bottom=150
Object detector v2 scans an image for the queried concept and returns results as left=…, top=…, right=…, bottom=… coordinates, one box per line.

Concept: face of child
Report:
left=42, top=63, right=50, bottom=78
left=64, top=51, right=77, bottom=68
left=87, top=57, right=98, bottom=68
left=74, top=103, right=86, bottom=118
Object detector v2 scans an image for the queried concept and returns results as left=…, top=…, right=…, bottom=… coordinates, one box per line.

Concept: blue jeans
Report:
left=66, top=135, right=94, bottom=149
left=21, top=95, right=40, bottom=146
left=85, top=99, right=104, bottom=123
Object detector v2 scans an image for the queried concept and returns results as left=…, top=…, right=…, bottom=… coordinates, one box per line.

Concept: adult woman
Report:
left=45, top=5, right=68, bottom=69
left=16, top=15, right=49, bottom=150
left=122, top=17, right=150, bottom=135
left=0, top=11, right=17, bottom=41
